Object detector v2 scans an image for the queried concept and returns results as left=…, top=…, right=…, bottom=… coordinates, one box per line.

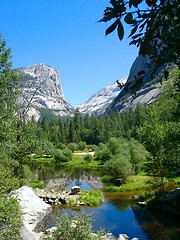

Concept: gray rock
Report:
left=18, top=63, right=74, bottom=120
left=104, top=233, right=117, bottom=240
left=15, top=186, right=52, bottom=238
left=117, top=234, right=129, bottom=240
left=71, top=186, right=81, bottom=194
left=20, top=226, right=37, bottom=240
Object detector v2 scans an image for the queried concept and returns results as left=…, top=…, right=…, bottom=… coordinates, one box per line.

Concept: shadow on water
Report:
left=35, top=164, right=180, bottom=240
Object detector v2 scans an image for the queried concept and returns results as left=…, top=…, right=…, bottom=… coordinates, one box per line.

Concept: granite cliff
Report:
left=17, top=64, right=74, bottom=120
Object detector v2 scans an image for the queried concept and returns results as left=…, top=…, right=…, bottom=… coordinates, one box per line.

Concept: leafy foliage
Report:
left=0, top=34, right=22, bottom=239
left=54, top=148, right=72, bottom=163
left=138, top=72, right=180, bottom=190
left=100, top=0, right=180, bottom=88
left=98, top=137, right=149, bottom=179
left=46, top=212, right=104, bottom=240
left=104, top=154, right=133, bottom=180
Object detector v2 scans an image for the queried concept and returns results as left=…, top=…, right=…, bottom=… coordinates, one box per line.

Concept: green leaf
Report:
left=110, top=0, right=117, bottom=7
left=117, top=20, right=124, bottom=40
left=124, top=13, right=133, bottom=24
left=146, top=0, right=157, bottom=7
left=105, top=19, right=119, bottom=36
left=128, top=25, right=138, bottom=38
left=132, top=33, right=143, bottom=39
left=132, top=0, right=143, bottom=8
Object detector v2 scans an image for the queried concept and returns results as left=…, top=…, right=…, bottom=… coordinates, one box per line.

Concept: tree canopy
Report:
left=100, top=0, right=180, bottom=87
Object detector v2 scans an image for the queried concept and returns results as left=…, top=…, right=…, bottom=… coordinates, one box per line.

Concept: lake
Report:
left=36, top=164, right=180, bottom=240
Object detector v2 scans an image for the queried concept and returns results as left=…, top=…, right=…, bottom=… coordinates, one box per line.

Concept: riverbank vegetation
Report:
left=68, top=190, right=103, bottom=208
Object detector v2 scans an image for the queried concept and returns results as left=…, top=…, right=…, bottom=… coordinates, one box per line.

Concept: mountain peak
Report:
left=18, top=64, right=74, bottom=120
left=77, top=77, right=127, bottom=115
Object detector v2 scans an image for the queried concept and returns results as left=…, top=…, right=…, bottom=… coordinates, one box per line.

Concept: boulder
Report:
left=71, top=186, right=81, bottom=194
left=136, top=201, right=147, bottom=209
left=15, top=186, right=52, bottom=239
left=114, top=178, right=125, bottom=186
left=117, top=234, right=129, bottom=240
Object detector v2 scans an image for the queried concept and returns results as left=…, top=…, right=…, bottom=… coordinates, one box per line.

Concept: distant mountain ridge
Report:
left=77, top=77, right=127, bottom=115
left=17, top=63, right=74, bottom=120
left=17, top=57, right=163, bottom=120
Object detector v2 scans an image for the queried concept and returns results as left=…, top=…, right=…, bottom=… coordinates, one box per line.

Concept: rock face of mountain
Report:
left=18, top=64, right=74, bottom=120
left=77, top=77, right=127, bottom=115
left=104, top=55, right=163, bottom=114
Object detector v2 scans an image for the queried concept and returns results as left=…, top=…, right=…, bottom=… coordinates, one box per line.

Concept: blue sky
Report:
left=1, top=0, right=138, bottom=106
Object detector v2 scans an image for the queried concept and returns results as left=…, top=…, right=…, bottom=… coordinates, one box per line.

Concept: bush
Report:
left=0, top=168, right=22, bottom=239
left=84, top=154, right=93, bottom=162
left=78, top=190, right=103, bottom=206
left=45, top=212, right=104, bottom=240
left=104, top=155, right=133, bottom=180
left=67, top=142, right=77, bottom=152
left=78, top=141, right=86, bottom=151
left=30, top=179, right=44, bottom=189
left=95, top=145, right=111, bottom=162
left=54, top=148, right=72, bottom=163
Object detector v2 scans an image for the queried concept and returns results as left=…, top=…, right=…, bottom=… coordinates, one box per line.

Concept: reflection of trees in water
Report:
left=131, top=205, right=180, bottom=240
left=38, top=165, right=100, bottom=181
left=36, top=165, right=102, bottom=191
left=107, top=199, right=132, bottom=211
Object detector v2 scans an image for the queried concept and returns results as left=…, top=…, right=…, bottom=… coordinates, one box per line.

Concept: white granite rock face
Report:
left=18, top=63, right=74, bottom=120
left=15, top=186, right=52, bottom=239
left=78, top=77, right=127, bottom=115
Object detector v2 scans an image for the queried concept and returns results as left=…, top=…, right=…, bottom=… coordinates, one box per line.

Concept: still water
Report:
left=36, top=164, right=180, bottom=240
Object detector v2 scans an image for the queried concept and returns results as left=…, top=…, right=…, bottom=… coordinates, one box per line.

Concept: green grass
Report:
left=68, top=190, right=103, bottom=208
left=103, top=175, right=151, bottom=192
left=78, top=190, right=103, bottom=206
left=62, top=155, right=101, bottom=169
left=31, top=154, right=101, bottom=169
left=30, top=179, right=44, bottom=189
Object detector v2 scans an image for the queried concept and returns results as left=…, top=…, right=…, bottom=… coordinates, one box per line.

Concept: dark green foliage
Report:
left=104, top=155, right=133, bottom=180
left=100, top=0, right=180, bottom=88
left=77, top=141, right=87, bottom=151
left=37, top=105, right=148, bottom=147
left=98, top=137, right=149, bottom=179
left=67, top=142, right=77, bottom=152
left=0, top=34, right=22, bottom=239
left=54, top=148, right=72, bottom=163
left=0, top=197, right=22, bottom=240
left=139, top=71, right=180, bottom=191
left=83, top=154, right=93, bottom=162
left=95, top=144, right=111, bottom=162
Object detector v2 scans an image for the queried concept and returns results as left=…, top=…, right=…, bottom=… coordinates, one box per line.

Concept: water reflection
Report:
left=36, top=164, right=180, bottom=240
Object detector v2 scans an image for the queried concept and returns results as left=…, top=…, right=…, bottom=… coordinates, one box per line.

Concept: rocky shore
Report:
left=15, top=186, right=140, bottom=240
left=34, top=186, right=81, bottom=206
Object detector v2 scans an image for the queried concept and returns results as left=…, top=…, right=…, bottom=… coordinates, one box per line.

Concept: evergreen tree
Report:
left=0, top=34, right=22, bottom=239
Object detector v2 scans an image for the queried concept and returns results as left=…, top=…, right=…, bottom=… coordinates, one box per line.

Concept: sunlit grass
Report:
left=68, top=190, right=103, bottom=208
left=63, top=155, right=101, bottom=169
left=103, top=175, right=151, bottom=192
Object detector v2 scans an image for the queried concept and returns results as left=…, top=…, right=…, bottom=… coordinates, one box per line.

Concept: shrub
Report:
left=30, top=179, right=44, bottom=189
left=78, top=141, right=86, bottom=151
left=54, top=149, right=67, bottom=163
left=54, top=148, right=72, bottom=163
left=95, top=145, right=111, bottom=162
left=45, top=212, right=104, bottom=240
left=104, top=155, right=133, bottom=180
left=84, top=154, right=93, bottom=162
left=67, top=142, right=77, bottom=152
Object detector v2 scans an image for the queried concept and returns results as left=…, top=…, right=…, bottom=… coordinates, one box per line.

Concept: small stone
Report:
left=117, top=234, right=129, bottom=240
